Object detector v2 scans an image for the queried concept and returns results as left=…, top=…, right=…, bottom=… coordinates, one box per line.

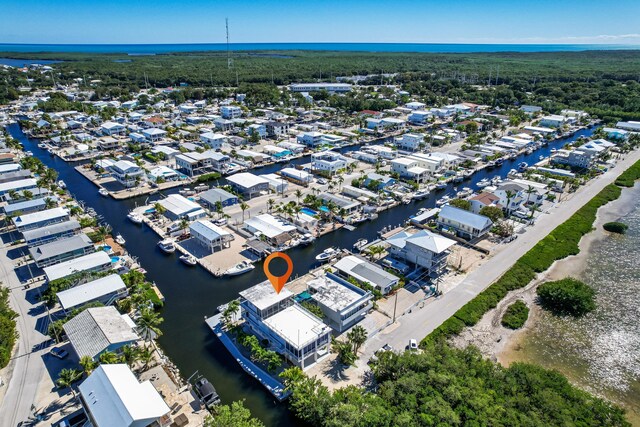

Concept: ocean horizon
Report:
left=1, top=42, right=639, bottom=54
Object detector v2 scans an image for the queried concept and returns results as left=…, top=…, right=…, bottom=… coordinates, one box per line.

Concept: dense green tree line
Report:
left=281, top=342, right=629, bottom=426
left=0, top=287, right=18, bottom=367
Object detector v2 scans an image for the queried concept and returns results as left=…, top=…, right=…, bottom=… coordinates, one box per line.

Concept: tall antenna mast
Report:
left=226, top=18, right=233, bottom=69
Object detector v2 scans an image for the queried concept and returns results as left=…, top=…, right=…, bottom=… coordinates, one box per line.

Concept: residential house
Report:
left=110, top=160, right=146, bottom=188
left=63, top=306, right=139, bottom=361
left=386, top=229, right=456, bottom=276
left=189, top=220, right=234, bottom=252
left=221, top=105, right=242, bottom=119
left=22, top=220, right=81, bottom=247
left=14, top=207, right=70, bottom=232
left=57, top=274, right=129, bottom=312
left=437, top=205, right=493, bottom=240
left=78, top=364, right=170, bottom=427
left=307, top=272, right=373, bottom=332
left=227, top=172, right=270, bottom=199
left=199, top=188, right=238, bottom=209
left=310, top=152, right=348, bottom=175
left=157, top=194, right=206, bottom=221
left=266, top=121, right=290, bottom=139
left=394, top=133, right=426, bottom=151
left=244, top=214, right=296, bottom=246
left=200, top=132, right=226, bottom=150
left=43, top=251, right=112, bottom=283
left=333, top=255, right=399, bottom=295
left=29, top=234, right=94, bottom=268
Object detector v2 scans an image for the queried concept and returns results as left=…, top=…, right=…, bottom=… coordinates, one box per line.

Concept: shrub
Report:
left=501, top=301, right=529, bottom=329
left=537, top=278, right=596, bottom=317
left=603, top=221, right=628, bottom=234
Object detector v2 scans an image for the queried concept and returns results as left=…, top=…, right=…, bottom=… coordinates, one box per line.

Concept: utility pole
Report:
left=226, top=18, right=233, bottom=70
left=392, top=292, right=398, bottom=323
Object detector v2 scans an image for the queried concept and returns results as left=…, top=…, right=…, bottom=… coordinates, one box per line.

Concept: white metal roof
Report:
left=79, top=364, right=170, bottom=427
left=263, top=305, right=329, bottom=348
left=240, top=280, right=293, bottom=311
left=57, top=274, right=126, bottom=311
left=189, top=220, right=231, bottom=242
left=244, top=214, right=296, bottom=238
left=43, top=251, right=112, bottom=282
left=227, top=172, right=269, bottom=189
left=158, top=194, right=201, bottom=216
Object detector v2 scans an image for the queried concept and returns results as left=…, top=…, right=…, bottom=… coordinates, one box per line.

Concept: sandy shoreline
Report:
left=452, top=181, right=640, bottom=366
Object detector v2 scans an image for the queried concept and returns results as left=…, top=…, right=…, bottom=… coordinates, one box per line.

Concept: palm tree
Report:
left=136, top=307, right=164, bottom=355
left=44, top=197, right=56, bottom=209
left=267, top=198, right=275, bottom=213
left=528, top=203, right=539, bottom=220
left=347, top=325, right=368, bottom=355
left=336, top=175, right=344, bottom=191
left=153, top=202, right=166, bottom=218
left=56, top=368, right=82, bottom=398
left=95, top=225, right=111, bottom=246
left=504, top=190, right=515, bottom=216
left=79, top=355, right=97, bottom=376
left=367, top=245, right=385, bottom=260
left=294, top=190, right=303, bottom=205
left=179, top=218, right=190, bottom=235
left=239, top=202, right=249, bottom=223
left=7, top=189, right=18, bottom=201
left=22, top=190, right=33, bottom=200
left=98, top=350, right=121, bottom=365
left=222, top=300, right=240, bottom=326
left=214, top=201, right=224, bottom=218
left=138, top=345, right=155, bottom=371
left=524, top=185, right=536, bottom=205
left=121, top=345, right=141, bottom=368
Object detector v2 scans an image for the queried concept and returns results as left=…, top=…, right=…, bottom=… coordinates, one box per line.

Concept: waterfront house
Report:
left=109, top=160, right=146, bottom=188
left=616, top=121, right=640, bottom=132
left=43, top=251, right=112, bottom=283
left=310, top=152, right=348, bottom=175
left=148, top=166, right=180, bottom=183
left=277, top=141, right=305, bottom=154
left=97, top=136, right=121, bottom=151
left=199, top=188, right=238, bottom=209
left=333, top=255, right=399, bottom=296
left=318, top=192, right=361, bottom=216
left=0, top=178, right=38, bottom=199
left=437, top=205, right=493, bottom=240
left=408, top=110, right=433, bottom=125
left=57, top=274, right=128, bottom=312
left=261, top=173, right=289, bottom=194
left=247, top=123, right=267, bottom=139
left=307, top=272, right=374, bottom=332
left=227, top=172, right=270, bottom=199
left=175, top=152, right=212, bottom=177
left=239, top=281, right=331, bottom=369
left=0, top=169, right=32, bottom=184
left=390, top=157, right=429, bottom=183
left=63, top=306, right=139, bottom=361
left=29, top=234, right=94, bottom=268
left=78, top=364, right=170, bottom=427
left=364, top=173, right=396, bottom=190
left=244, top=214, right=296, bottom=246
left=386, top=229, right=456, bottom=276
left=297, top=131, right=324, bottom=147
left=539, top=115, right=567, bottom=128
left=189, top=220, right=234, bottom=252
left=279, top=167, right=313, bottom=185
left=469, top=192, right=502, bottom=214
left=158, top=194, right=206, bottom=221
left=14, top=207, right=70, bottom=232
left=0, top=164, right=22, bottom=175
left=3, top=197, right=54, bottom=216
left=22, top=219, right=81, bottom=247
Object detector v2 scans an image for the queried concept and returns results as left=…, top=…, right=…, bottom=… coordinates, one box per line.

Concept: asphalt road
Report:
left=0, top=238, right=51, bottom=427
left=362, top=150, right=640, bottom=360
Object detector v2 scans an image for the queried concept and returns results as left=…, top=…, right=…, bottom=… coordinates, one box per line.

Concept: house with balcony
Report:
left=385, top=229, right=456, bottom=276
left=394, top=133, right=426, bottom=151
left=408, top=110, right=433, bottom=125
left=175, top=152, right=212, bottom=177
left=227, top=172, right=270, bottom=199
left=437, top=205, right=493, bottom=240
left=333, top=255, right=399, bottom=296
left=221, top=105, right=242, bottom=119
left=200, top=132, right=226, bottom=150
left=239, top=281, right=331, bottom=369
left=390, top=157, right=429, bottom=183
left=14, top=207, right=70, bottom=232
left=266, top=121, right=290, bottom=139
left=110, top=160, right=146, bottom=188
left=57, top=274, right=129, bottom=312
left=29, top=234, right=94, bottom=268
left=310, top=152, right=348, bottom=175
left=247, top=123, right=267, bottom=139
left=307, top=272, right=373, bottom=332
left=189, top=220, right=234, bottom=252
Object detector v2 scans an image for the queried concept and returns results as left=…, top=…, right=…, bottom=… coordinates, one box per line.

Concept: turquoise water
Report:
left=300, top=207, right=318, bottom=216
left=1, top=43, right=638, bottom=54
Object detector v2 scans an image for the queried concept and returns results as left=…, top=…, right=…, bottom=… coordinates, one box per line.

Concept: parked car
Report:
left=408, top=339, right=418, bottom=350
left=213, top=218, right=227, bottom=226
left=317, top=178, right=327, bottom=185
left=50, top=347, right=69, bottom=359
left=376, top=343, right=393, bottom=354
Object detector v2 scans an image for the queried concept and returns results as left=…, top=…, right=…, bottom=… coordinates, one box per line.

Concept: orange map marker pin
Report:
left=263, top=251, right=293, bottom=294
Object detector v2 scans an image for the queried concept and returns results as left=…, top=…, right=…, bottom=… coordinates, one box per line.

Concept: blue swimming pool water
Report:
left=102, top=245, right=112, bottom=252
left=319, top=206, right=330, bottom=213
left=300, top=207, right=318, bottom=216
left=111, top=256, right=120, bottom=263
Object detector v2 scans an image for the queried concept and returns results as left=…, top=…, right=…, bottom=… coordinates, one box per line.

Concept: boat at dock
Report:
left=436, top=195, right=451, bottom=207
left=435, top=182, right=447, bottom=190
left=194, top=377, right=221, bottom=409
left=115, top=233, right=126, bottom=245
left=456, top=187, right=473, bottom=198
left=157, top=238, right=176, bottom=254
left=495, top=158, right=504, bottom=166
left=315, top=247, right=339, bottom=262
left=179, top=188, right=196, bottom=196
left=412, top=188, right=430, bottom=200
left=57, top=180, right=66, bottom=189
left=98, top=188, right=109, bottom=197
left=180, top=254, right=198, bottom=266
left=224, top=260, right=255, bottom=276
left=127, top=211, right=144, bottom=224
left=353, top=239, right=368, bottom=252
left=298, top=233, right=315, bottom=245
left=477, top=178, right=490, bottom=188
left=518, top=162, right=529, bottom=172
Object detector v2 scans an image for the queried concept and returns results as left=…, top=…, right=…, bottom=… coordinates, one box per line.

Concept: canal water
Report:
left=8, top=123, right=596, bottom=426
left=509, top=187, right=640, bottom=423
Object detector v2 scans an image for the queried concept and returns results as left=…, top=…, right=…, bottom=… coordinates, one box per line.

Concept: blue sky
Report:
left=2, top=0, right=640, bottom=45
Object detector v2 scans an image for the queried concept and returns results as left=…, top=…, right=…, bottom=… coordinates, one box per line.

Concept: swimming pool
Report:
left=102, top=245, right=112, bottom=252
left=300, top=207, right=318, bottom=216
left=111, top=256, right=121, bottom=263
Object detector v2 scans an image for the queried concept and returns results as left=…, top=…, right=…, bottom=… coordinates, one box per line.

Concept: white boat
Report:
left=452, top=172, right=464, bottom=183
left=353, top=239, right=368, bottom=252
left=194, top=184, right=209, bottom=192
left=299, top=233, right=315, bottom=245
left=436, top=195, right=451, bottom=207
left=179, top=188, right=195, bottom=196
left=179, top=254, right=197, bottom=266
left=412, top=189, right=430, bottom=200
left=477, top=178, right=490, bottom=188
left=225, top=260, right=255, bottom=276
left=315, top=247, right=339, bottom=262
left=157, top=238, right=176, bottom=254
left=127, top=211, right=144, bottom=225
left=539, top=155, right=544, bottom=161
left=57, top=180, right=66, bottom=189
left=25, top=151, right=34, bottom=157
left=486, top=160, right=496, bottom=168
left=435, top=182, right=447, bottom=190
left=115, top=233, right=126, bottom=245
left=456, top=187, right=473, bottom=198
left=37, top=143, right=47, bottom=149
left=518, top=162, right=529, bottom=172
left=98, top=188, right=109, bottom=197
